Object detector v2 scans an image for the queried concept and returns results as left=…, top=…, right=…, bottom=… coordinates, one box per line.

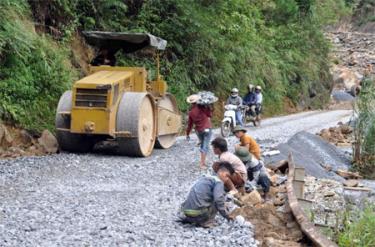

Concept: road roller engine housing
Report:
left=55, top=32, right=182, bottom=157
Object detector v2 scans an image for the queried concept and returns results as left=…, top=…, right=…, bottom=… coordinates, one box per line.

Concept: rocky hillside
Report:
left=328, top=30, right=374, bottom=95
left=352, top=0, right=375, bottom=32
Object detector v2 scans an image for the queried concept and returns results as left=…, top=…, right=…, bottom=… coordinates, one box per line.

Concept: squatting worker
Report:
left=179, top=163, right=234, bottom=228
left=186, top=94, right=213, bottom=169
left=211, top=137, right=247, bottom=194
left=235, top=147, right=271, bottom=200
left=233, top=125, right=261, bottom=160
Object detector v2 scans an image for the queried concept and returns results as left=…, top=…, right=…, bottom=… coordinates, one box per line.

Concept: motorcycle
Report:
left=243, top=104, right=261, bottom=127
left=221, top=104, right=247, bottom=137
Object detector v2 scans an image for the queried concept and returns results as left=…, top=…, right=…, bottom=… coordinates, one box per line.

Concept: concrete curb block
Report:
left=286, top=153, right=338, bottom=247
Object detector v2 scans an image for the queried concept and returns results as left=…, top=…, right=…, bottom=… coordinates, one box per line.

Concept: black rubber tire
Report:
left=116, top=92, right=156, bottom=157
left=242, top=109, right=247, bottom=126
left=221, top=121, right=231, bottom=137
left=55, top=91, right=94, bottom=153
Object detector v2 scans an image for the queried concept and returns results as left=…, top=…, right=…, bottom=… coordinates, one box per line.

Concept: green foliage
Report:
left=112, top=0, right=344, bottom=112
left=353, top=78, right=375, bottom=178
left=0, top=0, right=352, bottom=131
left=338, top=206, right=375, bottom=247
left=0, top=0, right=76, bottom=131
left=353, top=0, right=375, bottom=26
left=311, top=0, right=351, bottom=25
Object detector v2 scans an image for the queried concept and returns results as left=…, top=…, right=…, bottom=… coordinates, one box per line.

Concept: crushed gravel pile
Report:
left=0, top=148, right=256, bottom=246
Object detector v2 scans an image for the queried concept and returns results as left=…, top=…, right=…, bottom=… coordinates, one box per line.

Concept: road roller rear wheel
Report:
left=55, top=91, right=94, bottom=153
left=116, top=92, right=156, bottom=157
left=154, top=94, right=180, bottom=149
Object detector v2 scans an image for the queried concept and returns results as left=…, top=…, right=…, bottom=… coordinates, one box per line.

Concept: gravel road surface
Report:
left=0, top=109, right=352, bottom=246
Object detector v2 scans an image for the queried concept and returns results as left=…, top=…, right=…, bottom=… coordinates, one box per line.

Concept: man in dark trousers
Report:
left=179, top=162, right=234, bottom=228
left=235, top=147, right=271, bottom=200
left=186, top=94, right=213, bottom=169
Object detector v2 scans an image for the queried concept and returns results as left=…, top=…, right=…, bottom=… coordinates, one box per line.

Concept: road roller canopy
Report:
left=82, top=31, right=167, bottom=53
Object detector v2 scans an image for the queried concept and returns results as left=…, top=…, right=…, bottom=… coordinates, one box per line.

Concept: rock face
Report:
left=0, top=125, right=58, bottom=159
left=0, top=124, right=14, bottom=147
left=332, top=66, right=361, bottom=93
left=38, top=130, right=58, bottom=153
left=318, top=124, right=353, bottom=146
left=328, top=31, right=375, bottom=79
left=326, top=30, right=374, bottom=111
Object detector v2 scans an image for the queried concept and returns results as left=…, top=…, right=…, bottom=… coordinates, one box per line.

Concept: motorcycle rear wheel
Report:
left=255, top=116, right=261, bottom=127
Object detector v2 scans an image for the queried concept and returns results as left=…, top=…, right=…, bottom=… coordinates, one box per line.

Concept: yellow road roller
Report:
left=55, top=32, right=182, bottom=157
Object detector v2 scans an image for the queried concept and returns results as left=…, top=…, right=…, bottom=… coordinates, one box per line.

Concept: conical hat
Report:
left=186, top=94, right=200, bottom=104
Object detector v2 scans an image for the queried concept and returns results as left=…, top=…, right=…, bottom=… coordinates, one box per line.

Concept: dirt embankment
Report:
left=318, top=122, right=353, bottom=147
left=232, top=168, right=310, bottom=247
left=0, top=124, right=58, bottom=159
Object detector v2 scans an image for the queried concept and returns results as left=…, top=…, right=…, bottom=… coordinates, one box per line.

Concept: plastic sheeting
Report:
left=265, top=131, right=351, bottom=181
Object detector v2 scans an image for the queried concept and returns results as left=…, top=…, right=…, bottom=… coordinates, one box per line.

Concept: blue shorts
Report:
left=197, top=129, right=212, bottom=154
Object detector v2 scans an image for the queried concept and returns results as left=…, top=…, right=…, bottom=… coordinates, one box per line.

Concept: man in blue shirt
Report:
left=179, top=162, right=234, bottom=227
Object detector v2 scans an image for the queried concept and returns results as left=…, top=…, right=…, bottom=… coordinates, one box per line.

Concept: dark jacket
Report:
left=243, top=92, right=256, bottom=105
left=181, top=176, right=228, bottom=218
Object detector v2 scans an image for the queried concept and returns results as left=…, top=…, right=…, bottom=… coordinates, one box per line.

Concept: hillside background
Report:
left=0, top=0, right=372, bottom=132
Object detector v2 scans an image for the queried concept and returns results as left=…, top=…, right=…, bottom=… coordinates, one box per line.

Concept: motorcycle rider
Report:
left=255, top=86, right=263, bottom=121
left=225, top=88, right=243, bottom=126
left=243, top=84, right=257, bottom=117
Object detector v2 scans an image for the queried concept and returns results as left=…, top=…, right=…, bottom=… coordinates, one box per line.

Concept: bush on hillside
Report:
left=353, top=78, right=375, bottom=178
left=1, top=0, right=352, bottom=131
left=0, top=0, right=76, bottom=131
left=338, top=206, right=375, bottom=247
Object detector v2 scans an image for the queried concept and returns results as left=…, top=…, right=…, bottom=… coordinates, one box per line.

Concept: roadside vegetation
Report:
left=353, top=78, right=375, bottom=178
left=352, top=0, right=375, bottom=27
left=0, top=1, right=76, bottom=131
left=338, top=206, right=375, bottom=247
left=1, top=0, right=352, bottom=131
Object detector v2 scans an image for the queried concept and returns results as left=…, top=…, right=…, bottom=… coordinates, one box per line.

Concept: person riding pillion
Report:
left=186, top=94, right=213, bottom=169
left=255, top=86, right=263, bottom=118
left=243, top=84, right=257, bottom=117
left=226, top=88, right=244, bottom=126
